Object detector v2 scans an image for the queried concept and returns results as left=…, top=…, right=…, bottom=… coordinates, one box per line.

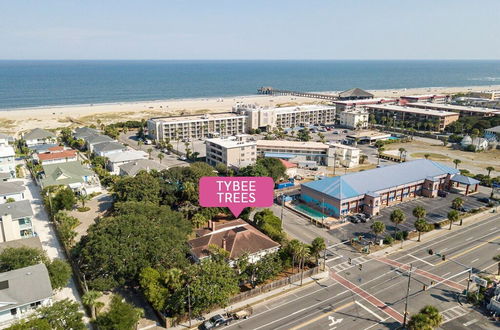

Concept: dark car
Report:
left=460, top=206, right=472, bottom=212
left=200, top=314, right=231, bottom=330
left=347, top=215, right=359, bottom=223
left=478, top=197, right=491, bottom=204
left=438, top=190, right=448, bottom=198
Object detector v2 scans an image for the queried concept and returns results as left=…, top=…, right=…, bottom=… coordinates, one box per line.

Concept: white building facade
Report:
left=205, top=135, right=257, bottom=169
left=0, top=146, right=16, bottom=178
left=339, top=110, right=369, bottom=129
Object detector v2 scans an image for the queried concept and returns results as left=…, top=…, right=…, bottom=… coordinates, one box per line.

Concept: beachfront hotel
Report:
left=403, top=102, right=500, bottom=117
left=205, top=135, right=257, bottom=169
left=233, top=104, right=336, bottom=131
left=147, top=113, right=247, bottom=141
left=400, top=94, right=448, bottom=103
left=300, top=159, right=478, bottom=218
left=364, top=104, right=459, bottom=131
left=333, top=97, right=397, bottom=112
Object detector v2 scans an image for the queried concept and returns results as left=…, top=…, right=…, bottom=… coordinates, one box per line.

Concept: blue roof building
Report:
left=301, top=159, right=463, bottom=218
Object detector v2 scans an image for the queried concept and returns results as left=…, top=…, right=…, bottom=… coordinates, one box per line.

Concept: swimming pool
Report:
left=293, top=204, right=325, bottom=220
left=387, top=136, right=400, bottom=140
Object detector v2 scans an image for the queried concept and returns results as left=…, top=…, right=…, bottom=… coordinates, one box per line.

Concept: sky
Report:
left=1, top=0, right=500, bottom=60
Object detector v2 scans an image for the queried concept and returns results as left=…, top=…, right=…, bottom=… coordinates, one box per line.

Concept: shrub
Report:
left=383, top=235, right=394, bottom=245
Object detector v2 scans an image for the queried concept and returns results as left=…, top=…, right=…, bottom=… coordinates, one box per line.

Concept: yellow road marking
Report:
left=435, top=235, right=500, bottom=266
left=290, top=301, right=354, bottom=330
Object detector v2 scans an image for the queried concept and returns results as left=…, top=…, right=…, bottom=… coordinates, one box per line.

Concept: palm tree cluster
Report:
left=408, top=305, right=443, bottom=330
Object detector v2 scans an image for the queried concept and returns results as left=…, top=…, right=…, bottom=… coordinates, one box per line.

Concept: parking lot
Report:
left=330, top=191, right=490, bottom=241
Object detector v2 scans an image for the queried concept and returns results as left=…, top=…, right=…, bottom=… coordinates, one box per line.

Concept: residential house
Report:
left=485, top=126, right=500, bottom=142
left=0, top=236, right=43, bottom=253
left=34, top=146, right=78, bottom=165
left=188, top=219, right=280, bottom=265
left=107, top=150, right=148, bottom=174
left=0, top=146, right=16, bottom=179
left=39, top=161, right=101, bottom=195
left=0, top=200, right=35, bottom=242
left=85, top=134, right=114, bottom=153
left=119, top=159, right=168, bottom=176
left=0, top=182, right=25, bottom=204
left=278, top=158, right=298, bottom=178
left=0, top=264, right=53, bottom=327
left=92, top=141, right=126, bottom=158
left=73, top=127, right=100, bottom=141
left=461, top=135, right=489, bottom=151
left=23, top=128, right=57, bottom=148
left=0, top=133, right=14, bottom=147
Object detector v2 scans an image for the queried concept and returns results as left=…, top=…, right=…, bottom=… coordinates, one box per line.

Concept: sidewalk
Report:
left=171, top=270, right=330, bottom=330
left=370, top=208, right=498, bottom=258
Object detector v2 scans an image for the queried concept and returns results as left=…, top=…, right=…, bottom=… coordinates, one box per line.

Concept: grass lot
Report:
left=410, top=152, right=451, bottom=161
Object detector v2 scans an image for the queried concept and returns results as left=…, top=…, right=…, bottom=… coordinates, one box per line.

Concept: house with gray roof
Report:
left=119, top=159, right=168, bottom=176
left=39, top=161, right=101, bottom=195
left=485, top=125, right=500, bottom=142
left=0, top=264, right=53, bottom=326
left=107, top=150, right=148, bottom=174
left=0, top=200, right=35, bottom=242
left=93, top=141, right=126, bottom=158
left=23, top=128, right=57, bottom=148
left=0, top=133, right=14, bottom=147
left=85, top=134, right=114, bottom=152
left=0, top=182, right=25, bottom=204
left=0, top=236, right=42, bottom=253
left=301, top=159, right=461, bottom=218
left=73, top=127, right=100, bottom=141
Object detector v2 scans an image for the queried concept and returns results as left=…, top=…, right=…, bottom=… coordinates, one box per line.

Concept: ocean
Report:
left=1, top=60, right=500, bottom=110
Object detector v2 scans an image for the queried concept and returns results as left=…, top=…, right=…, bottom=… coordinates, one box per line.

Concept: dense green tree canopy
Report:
left=75, top=202, right=191, bottom=290
left=52, top=187, right=76, bottom=212
left=95, top=295, right=143, bottom=330
left=113, top=171, right=161, bottom=204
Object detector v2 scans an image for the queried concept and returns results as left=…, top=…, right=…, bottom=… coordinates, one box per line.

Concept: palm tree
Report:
left=371, top=221, right=385, bottom=244
left=412, top=206, right=426, bottom=220
left=147, top=148, right=153, bottom=159
left=157, top=153, right=164, bottom=164
left=310, top=237, right=326, bottom=266
left=424, top=153, right=430, bottom=159
left=414, top=218, right=428, bottom=242
left=377, top=147, right=385, bottom=165
left=407, top=313, right=432, bottom=330
left=419, top=305, right=443, bottom=328
left=295, top=243, right=310, bottom=286
left=453, top=159, right=461, bottom=169
left=452, top=197, right=464, bottom=210
left=82, top=290, right=102, bottom=319
left=447, top=210, right=460, bottom=230
left=486, top=166, right=495, bottom=177
left=398, top=148, right=406, bottom=162
left=493, top=254, right=500, bottom=276
left=77, top=194, right=91, bottom=208
left=137, top=140, right=143, bottom=150
left=390, top=209, right=406, bottom=236
left=359, top=154, right=368, bottom=165
left=287, top=239, right=301, bottom=273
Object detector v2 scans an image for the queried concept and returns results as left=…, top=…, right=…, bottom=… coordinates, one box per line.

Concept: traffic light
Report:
left=358, top=264, right=363, bottom=271
left=442, top=255, right=446, bottom=261
left=348, top=257, right=352, bottom=265
left=428, top=249, right=434, bottom=255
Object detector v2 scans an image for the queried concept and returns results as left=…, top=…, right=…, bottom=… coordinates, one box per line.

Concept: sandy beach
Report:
left=1, top=84, right=499, bottom=136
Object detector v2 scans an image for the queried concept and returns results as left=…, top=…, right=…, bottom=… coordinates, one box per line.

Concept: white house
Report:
left=0, top=200, right=35, bottom=243
left=0, top=264, right=53, bottom=327
left=461, top=135, right=489, bottom=151
left=0, top=133, right=14, bottom=147
left=0, top=182, right=25, bottom=204
left=23, top=128, right=57, bottom=148
left=85, top=134, right=115, bottom=153
left=34, top=146, right=78, bottom=165
left=106, top=150, right=148, bottom=174
left=0, top=146, right=16, bottom=179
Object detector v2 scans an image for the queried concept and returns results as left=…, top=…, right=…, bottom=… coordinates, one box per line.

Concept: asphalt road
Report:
left=224, top=214, right=500, bottom=330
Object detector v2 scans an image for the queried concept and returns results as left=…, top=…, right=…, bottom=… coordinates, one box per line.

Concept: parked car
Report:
left=333, top=131, right=340, bottom=135
left=460, top=206, right=472, bottom=212
left=478, top=197, right=491, bottom=204
left=200, top=314, right=231, bottom=330
left=347, top=215, right=360, bottom=223
left=179, top=156, right=187, bottom=161
left=343, top=130, right=348, bottom=133
left=438, top=190, right=448, bottom=198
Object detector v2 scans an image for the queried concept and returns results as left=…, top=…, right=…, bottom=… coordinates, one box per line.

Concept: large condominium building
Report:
left=339, top=109, right=369, bottom=129
left=333, top=98, right=397, bottom=112
left=301, top=159, right=477, bottom=218
left=255, top=140, right=360, bottom=168
left=400, top=94, right=447, bottom=103
left=365, top=104, right=459, bottom=131
left=404, top=102, right=500, bottom=117
left=233, top=104, right=336, bottom=131
left=469, top=90, right=500, bottom=101
left=147, top=113, right=247, bottom=141
left=205, top=135, right=257, bottom=169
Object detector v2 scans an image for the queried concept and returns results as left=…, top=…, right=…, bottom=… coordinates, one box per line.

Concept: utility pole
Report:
left=466, top=268, right=472, bottom=294
left=322, top=198, right=325, bottom=227
left=187, top=283, right=192, bottom=327
left=403, top=264, right=413, bottom=327
left=333, top=152, right=337, bottom=176
left=280, top=193, right=285, bottom=230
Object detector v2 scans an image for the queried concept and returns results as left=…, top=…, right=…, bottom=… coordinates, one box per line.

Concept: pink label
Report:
left=199, top=177, right=275, bottom=217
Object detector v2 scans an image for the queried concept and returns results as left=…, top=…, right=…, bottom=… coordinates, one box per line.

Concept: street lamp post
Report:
left=403, top=264, right=413, bottom=327
left=280, top=193, right=285, bottom=230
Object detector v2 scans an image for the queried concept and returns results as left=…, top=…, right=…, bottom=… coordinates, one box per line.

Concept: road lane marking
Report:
left=465, top=236, right=474, bottom=241
left=471, top=258, right=479, bottom=263
left=442, top=272, right=451, bottom=277
left=354, top=301, right=385, bottom=321
left=463, top=319, right=478, bottom=326
left=435, top=235, right=500, bottom=266
left=289, top=301, right=354, bottom=330
left=408, top=254, right=435, bottom=266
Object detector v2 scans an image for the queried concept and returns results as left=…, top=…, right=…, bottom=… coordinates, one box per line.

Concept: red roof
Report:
left=189, top=219, right=280, bottom=260
left=279, top=158, right=297, bottom=169
left=48, top=146, right=65, bottom=152
left=38, top=149, right=77, bottom=161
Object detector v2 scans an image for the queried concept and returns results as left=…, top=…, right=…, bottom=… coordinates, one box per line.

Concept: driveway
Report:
left=22, top=176, right=86, bottom=314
